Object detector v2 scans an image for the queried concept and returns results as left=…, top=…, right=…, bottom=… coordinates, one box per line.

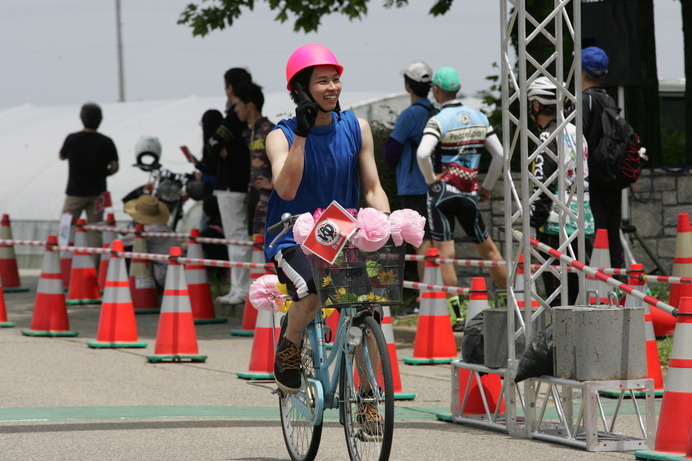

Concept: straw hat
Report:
left=123, top=194, right=170, bottom=225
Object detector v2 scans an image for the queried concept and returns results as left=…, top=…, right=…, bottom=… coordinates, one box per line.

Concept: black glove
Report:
left=294, top=100, right=318, bottom=137
left=293, top=83, right=318, bottom=137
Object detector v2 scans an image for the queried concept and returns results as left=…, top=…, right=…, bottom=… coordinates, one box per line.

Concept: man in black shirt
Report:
left=59, top=102, right=119, bottom=247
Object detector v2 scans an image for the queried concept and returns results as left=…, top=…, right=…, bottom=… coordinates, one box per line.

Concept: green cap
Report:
left=432, top=66, right=460, bottom=92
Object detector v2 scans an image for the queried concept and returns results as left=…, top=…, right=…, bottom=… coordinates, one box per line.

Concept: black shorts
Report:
left=398, top=194, right=432, bottom=240
left=272, top=245, right=317, bottom=302
left=426, top=182, right=488, bottom=243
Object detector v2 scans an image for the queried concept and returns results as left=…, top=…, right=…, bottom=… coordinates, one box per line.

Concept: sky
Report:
left=0, top=0, right=685, bottom=110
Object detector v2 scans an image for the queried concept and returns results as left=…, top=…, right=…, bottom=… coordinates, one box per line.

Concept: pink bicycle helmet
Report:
left=285, top=44, right=344, bottom=91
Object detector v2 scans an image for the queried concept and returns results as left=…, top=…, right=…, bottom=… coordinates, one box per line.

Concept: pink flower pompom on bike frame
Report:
left=389, top=208, right=426, bottom=248
left=249, top=274, right=282, bottom=312
left=293, top=212, right=316, bottom=255
left=350, top=207, right=391, bottom=252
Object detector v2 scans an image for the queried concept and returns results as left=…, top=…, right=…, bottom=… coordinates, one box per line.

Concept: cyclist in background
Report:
left=264, top=44, right=390, bottom=406
left=416, top=66, right=506, bottom=331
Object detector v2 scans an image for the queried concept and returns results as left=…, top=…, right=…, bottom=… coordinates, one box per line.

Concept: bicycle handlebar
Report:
left=267, top=212, right=299, bottom=248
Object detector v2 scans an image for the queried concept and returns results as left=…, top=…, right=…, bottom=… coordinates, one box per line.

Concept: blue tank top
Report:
left=264, top=110, right=362, bottom=260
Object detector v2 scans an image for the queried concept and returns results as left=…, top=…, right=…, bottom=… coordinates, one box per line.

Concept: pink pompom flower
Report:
left=249, top=274, right=282, bottom=312
left=350, top=207, right=391, bottom=252
left=292, top=212, right=316, bottom=254
left=389, top=208, right=426, bottom=248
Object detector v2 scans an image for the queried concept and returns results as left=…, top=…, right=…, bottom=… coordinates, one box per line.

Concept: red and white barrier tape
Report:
left=515, top=229, right=678, bottom=316
left=403, top=280, right=470, bottom=295
left=81, top=225, right=254, bottom=247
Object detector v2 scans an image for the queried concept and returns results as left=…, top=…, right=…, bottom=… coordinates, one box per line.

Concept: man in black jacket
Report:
left=209, top=68, right=252, bottom=305
left=581, top=46, right=624, bottom=271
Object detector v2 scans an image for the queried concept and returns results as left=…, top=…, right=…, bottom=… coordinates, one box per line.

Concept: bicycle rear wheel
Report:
left=340, top=315, right=394, bottom=461
left=279, top=330, right=323, bottom=461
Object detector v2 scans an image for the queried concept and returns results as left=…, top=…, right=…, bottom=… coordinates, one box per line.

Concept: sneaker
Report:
left=357, top=401, right=384, bottom=436
left=274, top=337, right=302, bottom=394
left=216, top=293, right=246, bottom=305
left=452, top=319, right=465, bottom=332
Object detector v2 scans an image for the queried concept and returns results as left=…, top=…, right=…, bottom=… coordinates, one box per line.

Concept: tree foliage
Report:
left=178, top=0, right=454, bottom=36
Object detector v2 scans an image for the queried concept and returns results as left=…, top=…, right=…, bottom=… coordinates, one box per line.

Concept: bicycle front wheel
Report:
left=279, top=331, right=323, bottom=461
left=340, top=315, right=394, bottom=461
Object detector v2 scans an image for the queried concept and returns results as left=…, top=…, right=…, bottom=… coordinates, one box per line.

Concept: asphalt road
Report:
left=0, top=271, right=651, bottom=461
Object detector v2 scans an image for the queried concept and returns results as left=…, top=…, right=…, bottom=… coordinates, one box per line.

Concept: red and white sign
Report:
left=94, top=191, right=112, bottom=213
left=302, top=201, right=357, bottom=264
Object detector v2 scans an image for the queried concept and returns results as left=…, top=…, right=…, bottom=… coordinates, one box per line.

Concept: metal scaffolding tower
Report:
left=449, top=0, right=655, bottom=451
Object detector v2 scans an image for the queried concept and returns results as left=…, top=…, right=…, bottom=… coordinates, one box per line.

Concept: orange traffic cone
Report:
left=22, top=236, right=78, bottom=337
left=230, top=234, right=263, bottom=336
left=186, top=229, right=226, bottom=324
left=66, top=219, right=101, bottom=305
left=97, top=213, right=117, bottom=291
left=466, top=277, right=489, bottom=326
left=129, top=224, right=160, bottom=314
left=515, top=254, right=539, bottom=311
left=586, top=228, right=612, bottom=304
left=381, top=305, right=415, bottom=400
left=147, top=247, right=206, bottom=363
left=237, top=308, right=283, bottom=380
left=87, top=240, right=147, bottom=348
left=403, top=248, right=458, bottom=364
left=453, top=367, right=505, bottom=416
left=635, top=297, right=692, bottom=460
left=663, top=212, right=692, bottom=336
left=0, top=276, right=15, bottom=327
left=0, top=214, right=27, bottom=292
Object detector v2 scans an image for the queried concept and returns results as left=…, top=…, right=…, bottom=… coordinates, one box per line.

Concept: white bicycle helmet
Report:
left=527, top=76, right=558, bottom=105
left=134, top=135, right=162, bottom=170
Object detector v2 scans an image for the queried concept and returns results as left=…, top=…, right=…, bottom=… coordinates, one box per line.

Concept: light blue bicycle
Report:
left=268, top=213, right=405, bottom=461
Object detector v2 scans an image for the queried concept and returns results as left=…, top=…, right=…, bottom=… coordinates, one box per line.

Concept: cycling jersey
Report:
left=530, top=119, right=594, bottom=236
left=418, top=100, right=502, bottom=193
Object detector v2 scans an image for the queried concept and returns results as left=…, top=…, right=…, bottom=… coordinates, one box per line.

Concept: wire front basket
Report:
left=310, top=241, right=406, bottom=308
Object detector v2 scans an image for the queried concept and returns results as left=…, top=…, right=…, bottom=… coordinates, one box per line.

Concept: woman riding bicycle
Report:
left=265, top=44, right=390, bottom=408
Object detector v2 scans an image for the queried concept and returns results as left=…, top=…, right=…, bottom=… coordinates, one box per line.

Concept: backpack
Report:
left=408, top=100, right=438, bottom=173
left=587, top=91, right=647, bottom=190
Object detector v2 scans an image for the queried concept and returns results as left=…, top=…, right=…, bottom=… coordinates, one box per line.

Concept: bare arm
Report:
left=357, top=118, right=390, bottom=213
left=266, top=129, right=306, bottom=201
left=108, top=160, right=119, bottom=176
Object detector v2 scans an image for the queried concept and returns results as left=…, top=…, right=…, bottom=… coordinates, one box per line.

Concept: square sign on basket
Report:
left=302, top=201, right=358, bottom=264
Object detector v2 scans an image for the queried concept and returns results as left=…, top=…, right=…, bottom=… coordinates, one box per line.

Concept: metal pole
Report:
left=115, top=0, right=125, bottom=102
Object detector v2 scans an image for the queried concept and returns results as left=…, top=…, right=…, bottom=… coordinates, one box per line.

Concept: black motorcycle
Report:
left=121, top=150, right=204, bottom=230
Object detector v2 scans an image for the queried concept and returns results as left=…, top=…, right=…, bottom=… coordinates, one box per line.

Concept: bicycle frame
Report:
left=286, top=305, right=372, bottom=427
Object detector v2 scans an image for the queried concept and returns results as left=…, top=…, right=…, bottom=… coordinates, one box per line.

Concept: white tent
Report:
left=0, top=91, right=412, bottom=266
